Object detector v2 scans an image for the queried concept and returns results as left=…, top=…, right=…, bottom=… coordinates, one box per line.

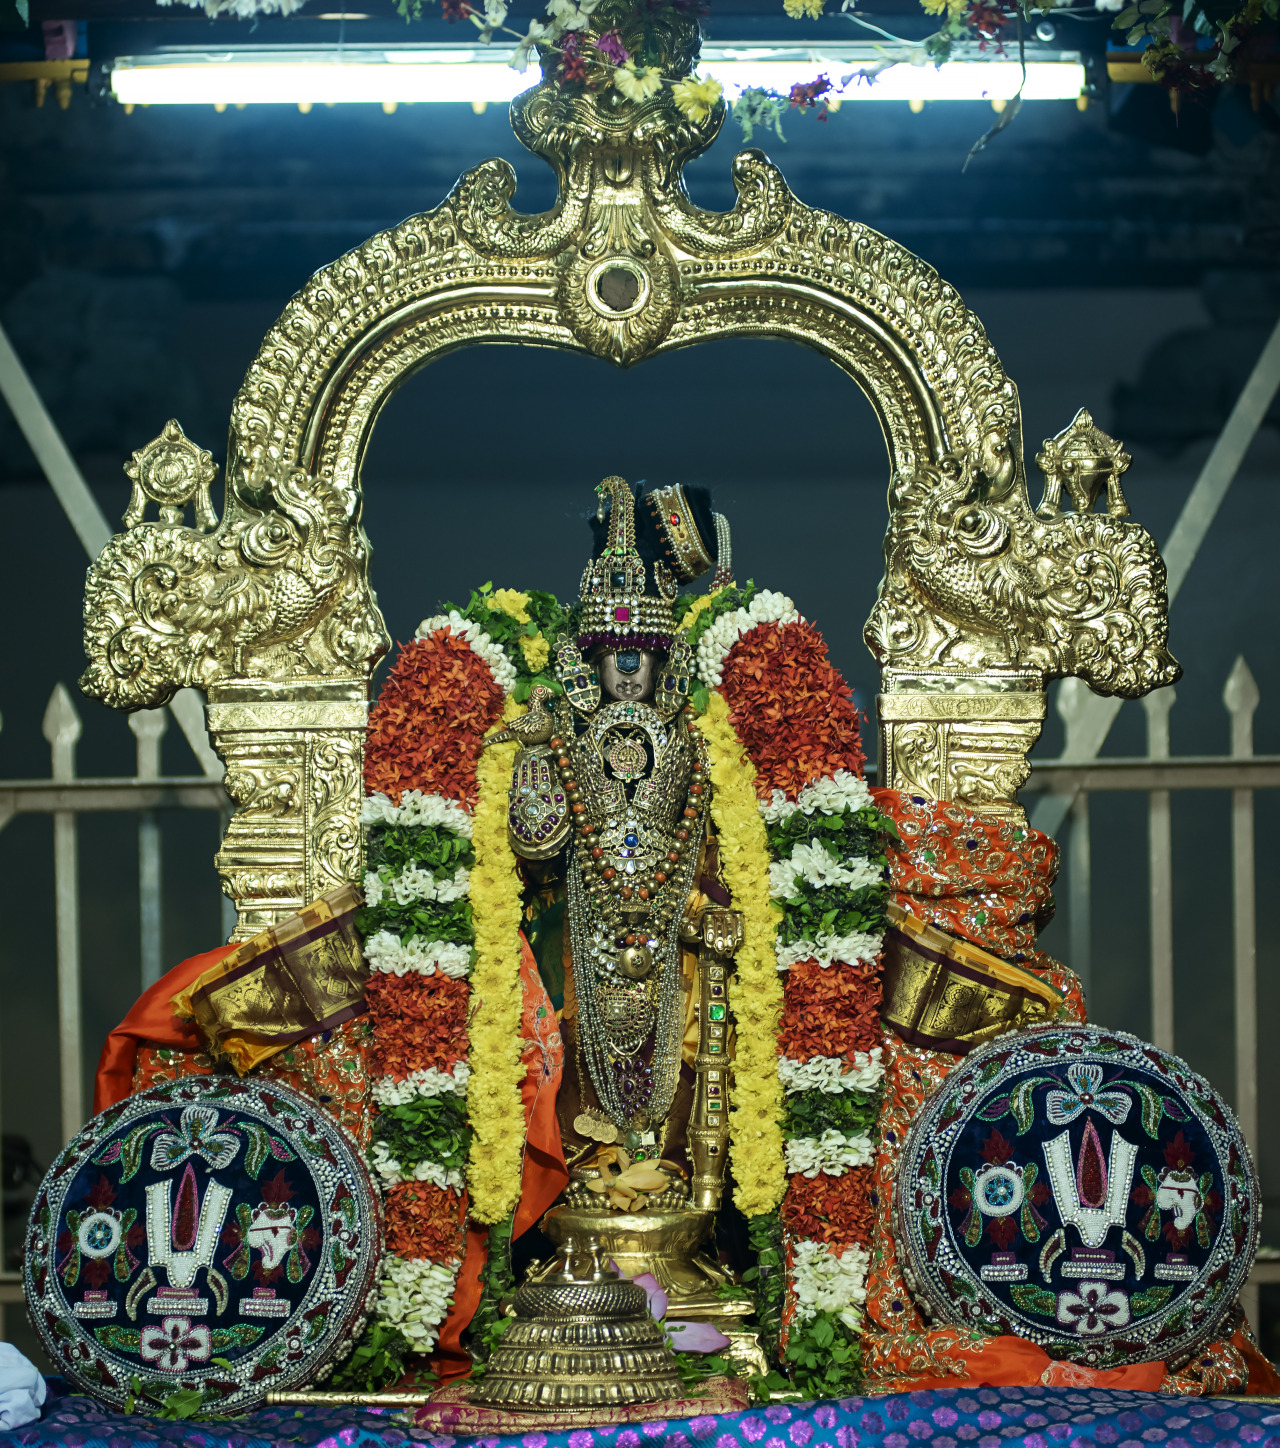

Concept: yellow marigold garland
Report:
left=465, top=697, right=529, bottom=1223
left=695, top=690, right=787, bottom=1217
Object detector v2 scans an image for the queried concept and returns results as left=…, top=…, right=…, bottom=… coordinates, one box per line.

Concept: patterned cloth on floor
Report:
left=4, top=1385, right=1279, bottom=1448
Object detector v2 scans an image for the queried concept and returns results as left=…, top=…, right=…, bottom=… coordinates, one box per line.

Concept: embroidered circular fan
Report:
left=896, top=1025, right=1259, bottom=1370
left=24, top=1076, right=381, bottom=1414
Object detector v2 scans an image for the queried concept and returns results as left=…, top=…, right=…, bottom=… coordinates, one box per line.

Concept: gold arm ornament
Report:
left=880, top=900, right=1065, bottom=1056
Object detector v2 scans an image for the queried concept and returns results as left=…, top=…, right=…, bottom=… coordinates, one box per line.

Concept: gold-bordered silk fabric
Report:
left=880, top=901, right=1064, bottom=1055
left=174, top=883, right=368, bottom=1073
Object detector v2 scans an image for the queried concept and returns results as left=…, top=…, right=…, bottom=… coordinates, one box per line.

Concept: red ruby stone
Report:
left=614, top=606, right=631, bottom=622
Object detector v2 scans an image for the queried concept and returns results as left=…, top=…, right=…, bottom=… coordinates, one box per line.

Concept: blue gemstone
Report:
left=624, top=833, right=639, bottom=847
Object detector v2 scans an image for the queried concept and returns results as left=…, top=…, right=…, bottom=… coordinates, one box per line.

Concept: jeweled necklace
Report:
left=555, top=703, right=707, bottom=1130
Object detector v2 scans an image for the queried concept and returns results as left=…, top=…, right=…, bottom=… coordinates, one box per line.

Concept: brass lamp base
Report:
left=468, top=1276, right=684, bottom=1412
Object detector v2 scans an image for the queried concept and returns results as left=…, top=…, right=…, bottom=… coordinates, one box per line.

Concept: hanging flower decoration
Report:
left=685, top=586, right=892, bottom=1395
left=358, top=595, right=557, bottom=1358
left=358, top=568, right=889, bottom=1394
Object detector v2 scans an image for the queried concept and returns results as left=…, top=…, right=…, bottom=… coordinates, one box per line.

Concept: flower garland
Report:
left=357, top=592, right=551, bottom=1362
left=683, top=587, right=891, bottom=1395
left=693, top=692, right=787, bottom=1220
left=465, top=698, right=531, bottom=1225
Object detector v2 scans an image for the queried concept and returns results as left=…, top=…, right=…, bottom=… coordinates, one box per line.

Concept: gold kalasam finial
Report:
left=123, top=418, right=219, bottom=531
left=1035, top=407, right=1133, bottom=519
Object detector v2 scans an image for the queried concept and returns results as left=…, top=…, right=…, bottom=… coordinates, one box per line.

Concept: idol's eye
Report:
left=615, top=650, right=642, bottom=675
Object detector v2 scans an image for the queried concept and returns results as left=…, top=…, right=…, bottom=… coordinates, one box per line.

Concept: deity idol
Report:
left=482, top=476, right=756, bottom=1353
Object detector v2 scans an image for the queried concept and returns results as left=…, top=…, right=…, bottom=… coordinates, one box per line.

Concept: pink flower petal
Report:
left=632, top=1271, right=668, bottom=1322
left=664, top=1319, right=731, bottom=1354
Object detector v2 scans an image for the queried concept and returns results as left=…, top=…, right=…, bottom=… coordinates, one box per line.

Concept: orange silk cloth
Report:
left=93, top=933, right=568, bottom=1381
left=864, top=788, right=1274, bottom=1396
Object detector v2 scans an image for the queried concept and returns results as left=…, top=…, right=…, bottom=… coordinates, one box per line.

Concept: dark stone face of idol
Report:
left=598, top=648, right=655, bottom=702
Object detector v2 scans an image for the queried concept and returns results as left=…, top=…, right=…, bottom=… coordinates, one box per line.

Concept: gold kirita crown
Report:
left=578, top=477, right=677, bottom=652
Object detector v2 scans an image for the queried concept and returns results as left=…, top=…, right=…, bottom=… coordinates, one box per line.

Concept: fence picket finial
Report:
left=1055, top=678, right=1095, bottom=759
left=1223, top=656, right=1260, bottom=759
left=129, top=707, right=168, bottom=781
left=42, top=684, right=82, bottom=781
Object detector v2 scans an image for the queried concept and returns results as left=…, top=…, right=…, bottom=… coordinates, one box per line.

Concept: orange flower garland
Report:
left=718, top=620, right=866, bottom=801
left=780, top=1168, right=876, bottom=1247
left=778, top=958, right=882, bottom=1060
left=365, top=973, right=470, bottom=1078
left=384, top=1183, right=468, bottom=1261
left=364, top=632, right=506, bottom=807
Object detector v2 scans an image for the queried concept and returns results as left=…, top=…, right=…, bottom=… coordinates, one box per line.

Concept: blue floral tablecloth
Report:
left=4, top=1387, right=1278, bottom=1448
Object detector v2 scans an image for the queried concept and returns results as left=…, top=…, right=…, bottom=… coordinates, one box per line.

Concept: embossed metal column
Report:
left=877, top=670, right=1047, bottom=825
left=207, top=680, right=366, bottom=940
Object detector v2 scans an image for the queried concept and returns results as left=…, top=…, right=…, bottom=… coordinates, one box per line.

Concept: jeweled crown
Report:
left=578, top=477, right=677, bottom=653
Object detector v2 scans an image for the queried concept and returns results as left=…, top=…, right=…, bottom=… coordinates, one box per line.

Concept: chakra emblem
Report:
left=897, top=1025, right=1259, bottom=1369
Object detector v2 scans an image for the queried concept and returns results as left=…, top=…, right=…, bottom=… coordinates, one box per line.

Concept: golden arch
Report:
left=80, top=32, right=1176, bottom=937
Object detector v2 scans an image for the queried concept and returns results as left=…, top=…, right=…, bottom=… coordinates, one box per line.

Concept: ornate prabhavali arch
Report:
left=78, top=8, right=1179, bottom=938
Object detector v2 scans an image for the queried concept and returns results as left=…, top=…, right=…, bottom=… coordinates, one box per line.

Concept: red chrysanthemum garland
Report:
left=365, top=630, right=506, bottom=809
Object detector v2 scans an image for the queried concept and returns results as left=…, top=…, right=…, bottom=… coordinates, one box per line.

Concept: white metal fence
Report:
left=0, top=670, right=1276, bottom=1336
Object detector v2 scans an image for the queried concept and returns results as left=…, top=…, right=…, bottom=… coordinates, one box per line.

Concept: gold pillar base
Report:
left=469, top=1274, right=684, bottom=1412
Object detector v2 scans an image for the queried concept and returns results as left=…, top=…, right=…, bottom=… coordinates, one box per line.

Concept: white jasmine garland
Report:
left=416, top=611, right=518, bottom=695
left=373, top=863, right=471, bottom=907
left=361, top=790, right=474, bottom=839
left=778, top=1048, right=884, bottom=1096
left=377, top=1257, right=460, bottom=1352
left=694, top=591, right=802, bottom=687
left=363, top=871, right=385, bottom=908
left=790, top=1239, right=870, bottom=1333
left=372, top=1062, right=471, bottom=1107
left=775, top=929, right=884, bottom=971
left=759, top=770, right=875, bottom=824
left=370, top=1142, right=464, bottom=1192
left=362, top=931, right=471, bottom=979
left=768, top=842, right=884, bottom=901
left=785, top=1129, right=874, bottom=1178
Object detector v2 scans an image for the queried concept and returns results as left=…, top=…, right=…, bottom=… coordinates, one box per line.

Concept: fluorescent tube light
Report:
left=109, top=44, right=1084, bottom=107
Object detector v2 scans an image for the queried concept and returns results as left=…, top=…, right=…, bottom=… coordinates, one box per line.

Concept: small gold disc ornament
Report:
left=573, top=1109, right=618, bottom=1143
left=617, top=943, right=654, bottom=980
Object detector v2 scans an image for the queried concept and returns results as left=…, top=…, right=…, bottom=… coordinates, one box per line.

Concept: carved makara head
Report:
left=867, top=416, right=1181, bottom=699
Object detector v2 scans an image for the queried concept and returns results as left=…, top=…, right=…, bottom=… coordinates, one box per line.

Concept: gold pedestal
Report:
left=469, top=1274, right=683, bottom=1411
left=541, top=1204, right=744, bottom=1325
left=537, top=1203, right=767, bottom=1377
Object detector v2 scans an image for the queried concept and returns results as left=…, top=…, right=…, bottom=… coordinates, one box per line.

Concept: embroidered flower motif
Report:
left=1045, top=1063, right=1131, bottom=1126
left=139, top=1316, right=213, bottom=1371
left=1055, top=1281, right=1131, bottom=1335
left=150, top=1106, right=240, bottom=1172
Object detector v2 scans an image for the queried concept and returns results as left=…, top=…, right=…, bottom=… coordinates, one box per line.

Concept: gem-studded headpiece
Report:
left=578, top=476, right=678, bottom=653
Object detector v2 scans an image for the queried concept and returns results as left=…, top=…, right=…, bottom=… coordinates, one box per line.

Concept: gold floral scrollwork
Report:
left=80, top=445, right=387, bottom=712
left=309, top=735, right=363, bottom=900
